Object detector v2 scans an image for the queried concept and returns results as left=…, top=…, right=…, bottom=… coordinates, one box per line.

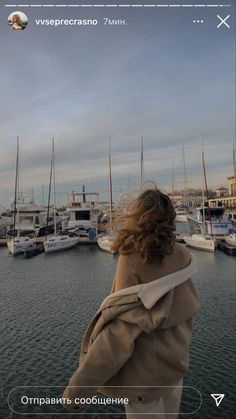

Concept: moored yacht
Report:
left=44, top=234, right=79, bottom=254
left=67, top=190, right=100, bottom=242
left=7, top=137, right=37, bottom=255
left=7, top=236, right=36, bottom=255
left=97, top=232, right=117, bottom=254
left=225, top=233, right=236, bottom=246
left=97, top=137, right=118, bottom=254
left=187, top=206, right=232, bottom=239
left=7, top=203, right=60, bottom=237
left=183, top=234, right=216, bottom=252
left=175, top=206, right=189, bottom=223
left=44, top=139, right=80, bottom=254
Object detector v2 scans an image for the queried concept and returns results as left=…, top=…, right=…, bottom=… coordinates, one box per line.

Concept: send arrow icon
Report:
left=211, top=394, right=225, bottom=407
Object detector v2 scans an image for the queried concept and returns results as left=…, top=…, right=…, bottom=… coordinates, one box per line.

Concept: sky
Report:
left=0, top=0, right=235, bottom=206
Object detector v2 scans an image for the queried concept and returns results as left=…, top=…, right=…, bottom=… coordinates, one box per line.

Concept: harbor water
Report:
left=1, top=226, right=236, bottom=418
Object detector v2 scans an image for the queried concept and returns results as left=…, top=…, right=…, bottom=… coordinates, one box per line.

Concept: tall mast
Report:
left=16, top=138, right=20, bottom=238
left=140, top=136, right=144, bottom=190
left=201, top=137, right=205, bottom=233
left=201, top=139, right=208, bottom=199
left=45, top=144, right=53, bottom=240
left=182, top=145, right=188, bottom=207
left=108, top=135, right=113, bottom=231
left=42, top=184, right=45, bottom=207
left=171, top=160, right=175, bottom=203
left=52, top=138, right=57, bottom=235
left=31, top=187, right=34, bottom=204
left=233, top=136, right=236, bottom=195
left=128, top=174, right=131, bottom=200
left=201, top=136, right=213, bottom=236
left=13, top=137, right=19, bottom=236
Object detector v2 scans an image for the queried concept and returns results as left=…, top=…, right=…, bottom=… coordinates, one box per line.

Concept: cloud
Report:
left=0, top=6, right=234, bottom=206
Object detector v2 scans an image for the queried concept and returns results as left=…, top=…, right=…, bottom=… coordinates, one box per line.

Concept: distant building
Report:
left=227, top=176, right=236, bottom=196
left=169, top=193, right=202, bottom=207
left=209, top=176, right=236, bottom=212
left=215, top=186, right=228, bottom=198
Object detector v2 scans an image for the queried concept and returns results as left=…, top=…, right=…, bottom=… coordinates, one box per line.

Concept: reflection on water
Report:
left=0, top=234, right=235, bottom=418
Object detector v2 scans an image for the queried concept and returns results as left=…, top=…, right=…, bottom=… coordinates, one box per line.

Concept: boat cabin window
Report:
left=18, top=216, right=34, bottom=225
left=200, top=208, right=225, bottom=221
left=75, top=211, right=90, bottom=221
left=34, top=216, right=40, bottom=225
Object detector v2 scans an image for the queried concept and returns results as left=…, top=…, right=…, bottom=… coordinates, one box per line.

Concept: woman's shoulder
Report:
left=118, top=252, right=144, bottom=270
left=112, top=253, right=142, bottom=292
left=171, top=242, right=191, bottom=267
left=118, top=245, right=191, bottom=271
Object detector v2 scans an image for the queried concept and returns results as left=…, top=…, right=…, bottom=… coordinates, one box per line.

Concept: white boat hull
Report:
left=183, top=234, right=216, bottom=252
left=7, top=237, right=36, bottom=255
left=97, top=234, right=117, bottom=254
left=187, top=209, right=232, bottom=238
left=44, top=236, right=79, bottom=254
left=225, top=233, right=236, bottom=246
left=176, top=214, right=188, bottom=223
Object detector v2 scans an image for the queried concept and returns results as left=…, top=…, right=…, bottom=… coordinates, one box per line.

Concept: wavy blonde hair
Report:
left=112, top=189, right=176, bottom=264
left=12, top=14, right=23, bottom=26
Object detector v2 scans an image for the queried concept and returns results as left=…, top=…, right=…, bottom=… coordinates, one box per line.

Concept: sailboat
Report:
left=225, top=233, right=236, bottom=246
left=7, top=137, right=36, bottom=255
left=140, top=135, right=144, bottom=189
left=183, top=234, right=216, bottom=252
left=44, top=139, right=79, bottom=254
left=175, top=207, right=189, bottom=223
left=97, top=136, right=117, bottom=254
left=183, top=138, right=216, bottom=252
left=176, top=146, right=189, bottom=223
left=224, top=137, right=236, bottom=247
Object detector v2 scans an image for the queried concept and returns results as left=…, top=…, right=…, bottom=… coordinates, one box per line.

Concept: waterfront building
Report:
left=227, top=176, right=236, bottom=196
left=215, top=187, right=228, bottom=198
left=208, top=176, right=236, bottom=221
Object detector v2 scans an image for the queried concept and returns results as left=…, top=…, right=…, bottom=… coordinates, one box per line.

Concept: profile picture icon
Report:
left=8, top=11, right=28, bottom=31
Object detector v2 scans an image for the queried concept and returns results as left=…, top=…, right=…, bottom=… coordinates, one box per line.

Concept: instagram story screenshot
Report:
left=0, top=0, right=235, bottom=418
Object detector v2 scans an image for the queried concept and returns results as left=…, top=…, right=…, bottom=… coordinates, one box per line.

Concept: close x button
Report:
left=217, top=15, right=230, bottom=29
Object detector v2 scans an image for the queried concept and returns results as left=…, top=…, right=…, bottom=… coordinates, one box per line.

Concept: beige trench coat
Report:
left=62, top=254, right=199, bottom=408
